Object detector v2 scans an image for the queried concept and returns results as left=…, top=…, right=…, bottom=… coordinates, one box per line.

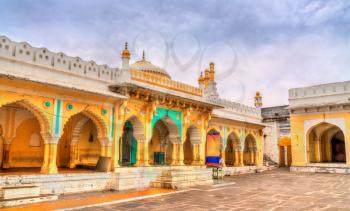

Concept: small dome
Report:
left=130, top=51, right=171, bottom=79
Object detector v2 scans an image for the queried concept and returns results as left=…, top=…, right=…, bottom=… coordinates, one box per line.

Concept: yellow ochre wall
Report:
left=290, top=112, right=350, bottom=166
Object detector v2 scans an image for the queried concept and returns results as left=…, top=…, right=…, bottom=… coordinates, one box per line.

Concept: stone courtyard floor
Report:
left=4, top=168, right=350, bottom=210
left=77, top=168, right=350, bottom=211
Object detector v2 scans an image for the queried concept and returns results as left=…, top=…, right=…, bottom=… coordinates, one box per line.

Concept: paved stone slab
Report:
left=81, top=168, right=350, bottom=210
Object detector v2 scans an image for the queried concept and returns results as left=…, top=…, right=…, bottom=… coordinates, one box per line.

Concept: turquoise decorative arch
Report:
left=151, top=107, right=182, bottom=140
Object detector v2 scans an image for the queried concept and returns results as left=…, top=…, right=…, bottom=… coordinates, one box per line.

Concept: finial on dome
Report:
left=121, top=42, right=131, bottom=59
left=142, top=50, right=145, bottom=61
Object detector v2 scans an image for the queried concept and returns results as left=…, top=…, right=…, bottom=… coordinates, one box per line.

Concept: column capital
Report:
left=99, top=137, right=112, bottom=146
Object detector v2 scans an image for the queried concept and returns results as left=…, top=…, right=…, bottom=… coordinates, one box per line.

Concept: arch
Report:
left=120, top=115, right=144, bottom=166
left=279, top=136, right=292, bottom=167
left=124, top=115, right=144, bottom=141
left=81, top=110, right=109, bottom=142
left=306, top=122, right=346, bottom=163
left=225, top=132, right=241, bottom=166
left=184, top=125, right=200, bottom=165
left=57, top=112, right=103, bottom=169
left=0, top=99, right=51, bottom=140
left=206, top=128, right=222, bottom=166
left=0, top=101, right=47, bottom=171
left=149, top=116, right=180, bottom=165
left=243, top=133, right=257, bottom=166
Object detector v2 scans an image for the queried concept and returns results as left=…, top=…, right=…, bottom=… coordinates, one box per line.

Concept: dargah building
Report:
left=0, top=35, right=349, bottom=201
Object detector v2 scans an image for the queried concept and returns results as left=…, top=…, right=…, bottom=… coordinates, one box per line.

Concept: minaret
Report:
left=121, top=42, right=131, bottom=70
left=204, top=68, right=210, bottom=89
left=203, top=62, right=218, bottom=99
left=209, top=62, right=215, bottom=81
left=198, top=72, right=205, bottom=89
left=254, top=91, right=263, bottom=108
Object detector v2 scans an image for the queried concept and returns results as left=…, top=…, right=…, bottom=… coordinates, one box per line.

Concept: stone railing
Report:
left=289, top=81, right=350, bottom=100
left=130, top=69, right=203, bottom=96
left=0, top=35, right=123, bottom=83
left=207, top=96, right=261, bottom=117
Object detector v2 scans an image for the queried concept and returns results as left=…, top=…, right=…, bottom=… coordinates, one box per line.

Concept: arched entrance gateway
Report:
left=225, top=132, right=241, bottom=166
left=307, top=122, right=346, bottom=163
left=120, top=116, right=143, bottom=166
left=149, top=116, right=180, bottom=165
left=57, top=112, right=103, bottom=170
left=0, top=101, right=49, bottom=172
left=184, top=125, right=200, bottom=165
left=244, top=134, right=257, bottom=166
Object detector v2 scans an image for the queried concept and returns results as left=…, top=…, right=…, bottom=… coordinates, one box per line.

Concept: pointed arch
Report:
left=225, top=131, right=241, bottom=166
left=184, top=124, right=200, bottom=165
left=149, top=116, right=180, bottom=165
left=306, top=122, right=346, bottom=163
left=0, top=100, right=48, bottom=170
left=243, top=133, right=257, bottom=166
left=0, top=99, right=51, bottom=140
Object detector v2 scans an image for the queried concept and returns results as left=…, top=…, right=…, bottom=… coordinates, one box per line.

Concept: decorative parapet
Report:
left=207, top=96, right=262, bottom=119
left=0, top=35, right=124, bottom=83
left=130, top=69, right=203, bottom=96
left=289, top=81, right=350, bottom=109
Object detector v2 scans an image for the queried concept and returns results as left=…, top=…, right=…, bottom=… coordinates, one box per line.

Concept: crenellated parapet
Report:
left=207, top=97, right=261, bottom=116
left=0, top=35, right=125, bottom=83
left=130, top=69, right=203, bottom=96
left=0, top=35, right=127, bottom=98
left=206, top=97, right=262, bottom=124
left=289, top=81, right=350, bottom=113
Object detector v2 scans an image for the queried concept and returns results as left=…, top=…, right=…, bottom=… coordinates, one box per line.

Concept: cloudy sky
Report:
left=1, top=0, right=350, bottom=107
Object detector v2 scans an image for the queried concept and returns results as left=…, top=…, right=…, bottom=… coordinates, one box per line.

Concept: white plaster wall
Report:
left=263, top=122, right=279, bottom=164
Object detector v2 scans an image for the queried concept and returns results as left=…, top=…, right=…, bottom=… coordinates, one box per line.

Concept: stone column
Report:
left=249, top=148, right=254, bottom=165
left=69, top=143, right=78, bottom=168
left=170, top=143, right=177, bottom=165
left=220, top=147, right=226, bottom=167
left=135, top=141, right=142, bottom=166
left=2, top=142, right=10, bottom=168
left=178, top=143, right=184, bottom=165
left=191, top=143, right=198, bottom=165
left=314, top=138, right=321, bottom=162
left=239, top=151, right=244, bottom=166
left=234, top=150, right=239, bottom=166
left=112, top=121, right=123, bottom=170
left=143, top=140, right=150, bottom=166
left=253, top=147, right=258, bottom=166
left=41, top=137, right=58, bottom=174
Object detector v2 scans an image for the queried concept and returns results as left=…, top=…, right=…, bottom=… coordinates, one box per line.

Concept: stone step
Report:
left=151, top=179, right=213, bottom=189
left=0, top=194, right=58, bottom=208
left=1, top=184, right=40, bottom=200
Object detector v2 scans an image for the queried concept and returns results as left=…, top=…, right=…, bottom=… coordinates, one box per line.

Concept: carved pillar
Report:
left=239, top=151, right=244, bottom=166
left=234, top=149, right=239, bottom=166
left=69, top=143, right=78, bottom=168
left=191, top=143, right=197, bottom=165
left=220, top=147, right=226, bottom=167
left=253, top=147, right=257, bottom=166
left=143, top=139, right=150, bottom=166
left=2, top=142, right=10, bottom=168
left=314, top=137, right=321, bottom=162
left=250, top=148, right=254, bottom=165
left=178, top=142, right=184, bottom=165
left=41, top=136, right=58, bottom=174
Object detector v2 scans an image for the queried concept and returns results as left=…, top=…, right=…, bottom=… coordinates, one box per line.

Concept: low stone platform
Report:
left=223, top=165, right=274, bottom=176
left=0, top=184, right=58, bottom=208
left=0, top=172, right=118, bottom=195
left=151, top=168, right=213, bottom=189
left=290, top=163, right=350, bottom=174
left=115, top=166, right=209, bottom=191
